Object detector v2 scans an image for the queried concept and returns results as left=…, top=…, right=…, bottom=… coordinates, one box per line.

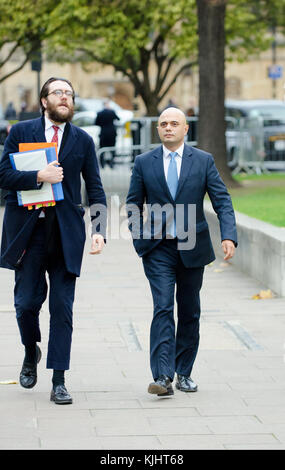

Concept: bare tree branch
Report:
left=154, top=56, right=175, bottom=95
left=0, top=43, right=20, bottom=68
left=0, top=55, right=30, bottom=84
left=158, top=61, right=197, bottom=101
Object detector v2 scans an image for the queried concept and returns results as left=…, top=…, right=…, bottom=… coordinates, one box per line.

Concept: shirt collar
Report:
left=45, top=116, right=66, bottom=133
left=163, top=143, right=184, bottom=159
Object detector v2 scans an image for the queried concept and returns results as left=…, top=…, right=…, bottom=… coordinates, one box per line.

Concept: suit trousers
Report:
left=14, top=218, right=76, bottom=370
left=142, top=238, right=204, bottom=381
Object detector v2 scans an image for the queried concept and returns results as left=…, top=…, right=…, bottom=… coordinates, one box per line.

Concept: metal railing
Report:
left=1, top=115, right=284, bottom=205
left=96, top=116, right=269, bottom=175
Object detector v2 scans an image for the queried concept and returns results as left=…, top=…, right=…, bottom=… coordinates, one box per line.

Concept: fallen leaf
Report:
left=252, top=289, right=273, bottom=300
left=0, top=380, right=18, bottom=384
left=214, top=269, right=224, bottom=273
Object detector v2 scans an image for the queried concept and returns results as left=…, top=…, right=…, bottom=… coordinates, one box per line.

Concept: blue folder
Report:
left=9, top=146, right=64, bottom=207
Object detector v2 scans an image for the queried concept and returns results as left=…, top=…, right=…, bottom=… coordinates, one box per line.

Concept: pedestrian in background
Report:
left=4, top=102, right=17, bottom=120
left=95, top=100, right=120, bottom=168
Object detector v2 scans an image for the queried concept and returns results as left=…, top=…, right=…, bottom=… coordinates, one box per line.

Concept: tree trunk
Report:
left=139, top=90, right=161, bottom=144
left=140, top=90, right=160, bottom=117
left=197, top=0, right=238, bottom=187
left=144, top=100, right=160, bottom=117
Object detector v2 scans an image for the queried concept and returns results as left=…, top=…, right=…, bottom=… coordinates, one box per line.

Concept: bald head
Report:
left=158, top=107, right=187, bottom=125
left=157, top=107, right=188, bottom=150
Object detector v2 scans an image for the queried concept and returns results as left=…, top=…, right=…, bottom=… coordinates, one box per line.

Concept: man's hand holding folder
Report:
left=9, top=145, right=64, bottom=208
left=37, top=160, right=63, bottom=184
left=19, top=142, right=63, bottom=186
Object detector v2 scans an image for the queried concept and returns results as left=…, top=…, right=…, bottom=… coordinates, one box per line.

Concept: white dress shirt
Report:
left=162, top=143, right=184, bottom=180
left=44, top=116, right=65, bottom=153
left=38, top=118, right=65, bottom=217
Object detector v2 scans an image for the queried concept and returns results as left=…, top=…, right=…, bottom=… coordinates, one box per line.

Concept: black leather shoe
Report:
left=50, top=385, right=73, bottom=405
left=176, top=374, right=198, bottom=392
left=19, top=345, right=41, bottom=389
left=148, top=375, right=173, bottom=396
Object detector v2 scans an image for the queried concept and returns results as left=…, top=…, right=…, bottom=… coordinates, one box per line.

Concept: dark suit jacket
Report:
left=126, top=144, right=237, bottom=268
left=95, top=109, right=119, bottom=147
left=0, top=117, right=107, bottom=276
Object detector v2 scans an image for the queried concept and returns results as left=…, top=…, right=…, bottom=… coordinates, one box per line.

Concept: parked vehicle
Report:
left=72, top=97, right=133, bottom=166
left=72, top=99, right=134, bottom=171
left=73, top=98, right=133, bottom=152
left=72, top=110, right=100, bottom=144
left=225, top=99, right=285, bottom=169
left=72, top=101, right=134, bottom=200
left=72, top=110, right=132, bottom=158
left=74, top=97, right=133, bottom=124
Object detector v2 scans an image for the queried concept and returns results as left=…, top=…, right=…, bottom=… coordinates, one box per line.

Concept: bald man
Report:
left=126, top=107, right=237, bottom=397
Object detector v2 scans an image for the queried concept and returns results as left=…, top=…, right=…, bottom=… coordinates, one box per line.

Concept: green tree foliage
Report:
left=226, top=0, right=284, bottom=62
left=46, top=0, right=284, bottom=115
left=0, top=0, right=60, bottom=83
left=47, top=0, right=198, bottom=115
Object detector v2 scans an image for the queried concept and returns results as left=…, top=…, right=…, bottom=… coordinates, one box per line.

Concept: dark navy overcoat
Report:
left=0, top=117, right=106, bottom=276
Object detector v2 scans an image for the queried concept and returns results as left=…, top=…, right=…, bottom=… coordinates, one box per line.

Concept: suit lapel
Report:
left=175, top=145, right=193, bottom=200
left=32, top=117, right=46, bottom=142
left=58, top=121, right=74, bottom=163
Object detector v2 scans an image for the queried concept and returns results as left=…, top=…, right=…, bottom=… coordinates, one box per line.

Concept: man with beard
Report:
left=0, top=77, right=107, bottom=404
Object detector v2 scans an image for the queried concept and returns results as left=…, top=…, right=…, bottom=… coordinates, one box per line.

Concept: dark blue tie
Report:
left=167, top=152, right=178, bottom=236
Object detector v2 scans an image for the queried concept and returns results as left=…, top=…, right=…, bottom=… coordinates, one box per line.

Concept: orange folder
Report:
left=19, top=142, right=58, bottom=159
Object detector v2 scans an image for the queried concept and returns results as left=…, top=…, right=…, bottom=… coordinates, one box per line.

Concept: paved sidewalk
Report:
left=0, top=203, right=285, bottom=450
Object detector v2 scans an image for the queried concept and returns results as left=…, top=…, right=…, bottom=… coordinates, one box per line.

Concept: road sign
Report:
left=268, top=65, right=283, bottom=79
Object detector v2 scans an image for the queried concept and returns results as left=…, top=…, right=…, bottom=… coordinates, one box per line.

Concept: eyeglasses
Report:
left=47, top=89, right=74, bottom=98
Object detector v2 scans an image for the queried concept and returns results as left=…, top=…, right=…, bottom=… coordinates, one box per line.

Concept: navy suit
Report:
left=0, top=117, right=106, bottom=370
left=127, top=144, right=237, bottom=380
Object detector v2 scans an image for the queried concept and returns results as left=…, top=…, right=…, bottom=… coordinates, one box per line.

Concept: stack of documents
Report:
left=9, top=144, right=64, bottom=210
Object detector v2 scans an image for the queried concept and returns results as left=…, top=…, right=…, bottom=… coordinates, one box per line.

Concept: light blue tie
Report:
left=167, top=152, right=178, bottom=236
left=167, top=152, right=178, bottom=199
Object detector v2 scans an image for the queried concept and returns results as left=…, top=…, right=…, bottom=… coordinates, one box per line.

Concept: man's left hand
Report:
left=221, top=239, right=235, bottom=260
left=90, top=234, right=105, bottom=255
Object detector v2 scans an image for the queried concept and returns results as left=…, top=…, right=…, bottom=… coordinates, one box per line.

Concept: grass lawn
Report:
left=228, top=173, right=285, bottom=227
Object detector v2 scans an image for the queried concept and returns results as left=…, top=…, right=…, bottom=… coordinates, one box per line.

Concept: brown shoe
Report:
left=148, top=375, right=173, bottom=396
